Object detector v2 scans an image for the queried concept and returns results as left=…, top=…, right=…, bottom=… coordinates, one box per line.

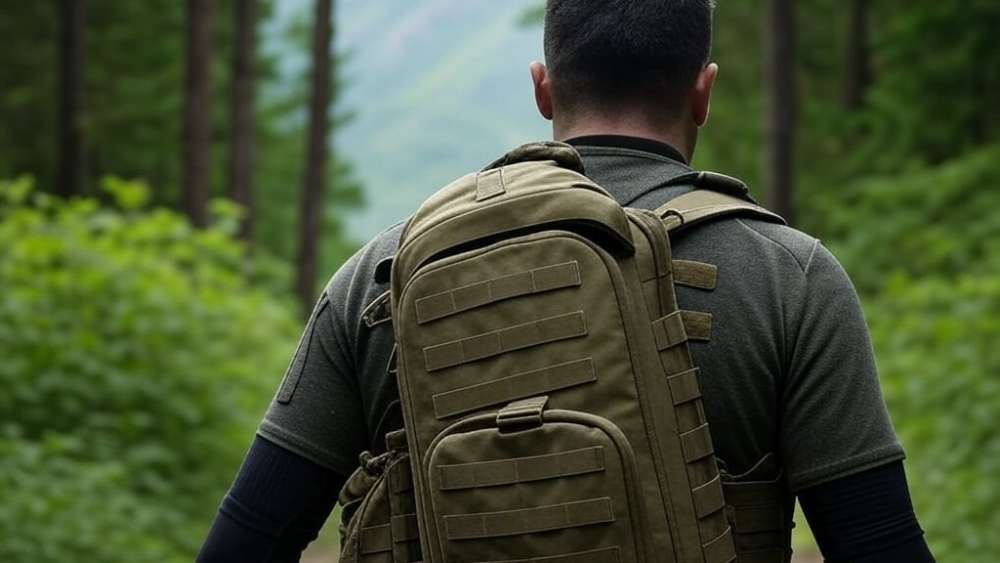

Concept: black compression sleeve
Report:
left=196, top=436, right=346, bottom=563
left=798, top=460, right=934, bottom=563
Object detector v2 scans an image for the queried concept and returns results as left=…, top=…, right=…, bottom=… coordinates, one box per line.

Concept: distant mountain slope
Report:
left=272, top=0, right=549, bottom=240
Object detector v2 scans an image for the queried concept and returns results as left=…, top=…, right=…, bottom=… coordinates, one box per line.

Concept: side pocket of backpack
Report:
left=339, top=451, right=422, bottom=563
left=719, top=453, right=793, bottom=563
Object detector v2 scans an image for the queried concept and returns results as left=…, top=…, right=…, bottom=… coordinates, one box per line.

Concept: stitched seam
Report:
left=735, top=218, right=812, bottom=274
left=789, top=445, right=906, bottom=493
left=735, top=218, right=812, bottom=395
left=803, top=239, right=821, bottom=275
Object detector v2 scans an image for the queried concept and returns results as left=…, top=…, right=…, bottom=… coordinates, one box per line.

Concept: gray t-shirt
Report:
left=259, top=139, right=904, bottom=494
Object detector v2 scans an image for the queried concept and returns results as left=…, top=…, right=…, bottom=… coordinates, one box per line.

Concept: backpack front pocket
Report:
left=423, top=398, right=650, bottom=563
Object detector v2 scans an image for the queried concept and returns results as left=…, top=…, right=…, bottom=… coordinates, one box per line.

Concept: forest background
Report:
left=0, top=1, right=998, bottom=562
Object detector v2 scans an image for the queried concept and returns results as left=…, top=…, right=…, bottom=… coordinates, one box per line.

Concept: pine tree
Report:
left=182, top=0, right=216, bottom=227
left=296, top=0, right=334, bottom=311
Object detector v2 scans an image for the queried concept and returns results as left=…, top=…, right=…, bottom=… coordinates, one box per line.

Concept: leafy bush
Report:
left=867, top=275, right=1000, bottom=562
left=817, top=149, right=1000, bottom=561
left=819, top=145, right=1000, bottom=294
left=0, top=177, right=300, bottom=562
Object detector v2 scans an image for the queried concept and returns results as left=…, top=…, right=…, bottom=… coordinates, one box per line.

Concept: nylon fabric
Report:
left=437, top=446, right=606, bottom=490
left=430, top=358, right=597, bottom=419
left=341, top=141, right=788, bottom=563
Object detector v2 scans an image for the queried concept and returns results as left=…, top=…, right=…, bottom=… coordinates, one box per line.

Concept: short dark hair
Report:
left=544, top=0, right=714, bottom=115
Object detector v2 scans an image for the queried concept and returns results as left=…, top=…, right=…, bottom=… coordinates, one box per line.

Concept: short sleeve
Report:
left=780, top=243, right=905, bottom=492
left=257, top=258, right=368, bottom=477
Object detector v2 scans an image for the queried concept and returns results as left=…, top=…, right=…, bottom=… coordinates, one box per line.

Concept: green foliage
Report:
left=822, top=145, right=1000, bottom=295
left=0, top=178, right=300, bottom=562
left=820, top=147, right=1000, bottom=561
left=0, top=0, right=363, bottom=283
left=864, top=1, right=1000, bottom=166
left=868, top=275, right=1000, bottom=562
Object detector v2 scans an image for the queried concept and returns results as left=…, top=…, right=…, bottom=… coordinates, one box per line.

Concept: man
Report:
left=198, top=1, right=934, bottom=562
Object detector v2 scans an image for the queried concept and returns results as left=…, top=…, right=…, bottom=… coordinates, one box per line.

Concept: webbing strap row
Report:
left=651, top=310, right=714, bottom=350
left=673, top=260, right=718, bottom=290
left=432, top=358, right=596, bottom=419
left=357, top=521, right=417, bottom=556
left=438, top=446, right=606, bottom=491
left=391, top=513, right=420, bottom=542
left=703, top=527, right=738, bottom=563
left=668, top=367, right=703, bottom=405
left=359, top=514, right=421, bottom=555
left=423, top=311, right=587, bottom=372
left=359, top=523, right=391, bottom=554
left=389, top=460, right=413, bottom=494
left=693, top=475, right=727, bottom=519
left=444, top=497, right=614, bottom=540
left=722, top=475, right=787, bottom=534
left=681, top=311, right=713, bottom=341
left=415, top=261, right=582, bottom=324
left=470, top=546, right=622, bottom=563
left=681, top=423, right=715, bottom=463
left=732, top=505, right=786, bottom=534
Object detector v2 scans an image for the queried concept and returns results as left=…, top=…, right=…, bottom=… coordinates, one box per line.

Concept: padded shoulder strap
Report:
left=656, top=189, right=786, bottom=234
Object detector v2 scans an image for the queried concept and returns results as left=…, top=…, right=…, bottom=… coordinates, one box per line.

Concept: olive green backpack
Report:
left=339, top=142, right=789, bottom=563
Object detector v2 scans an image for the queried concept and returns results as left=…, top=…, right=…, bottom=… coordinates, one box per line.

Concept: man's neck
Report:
left=553, top=116, right=696, bottom=162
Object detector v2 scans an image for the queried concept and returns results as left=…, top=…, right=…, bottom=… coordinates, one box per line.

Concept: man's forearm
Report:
left=799, top=460, right=933, bottom=563
left=197, top=436, right=344, bottom=563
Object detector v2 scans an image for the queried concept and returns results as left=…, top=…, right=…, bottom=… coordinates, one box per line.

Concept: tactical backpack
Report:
left=339, top=142, right=791, bottom=563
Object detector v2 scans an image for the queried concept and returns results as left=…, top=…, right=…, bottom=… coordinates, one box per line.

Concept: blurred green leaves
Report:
left=824, top=145, right=1000, bottom=562
left=868, top=275, right=1000, bottom=561
left=0, top=179, right=299, bottom=562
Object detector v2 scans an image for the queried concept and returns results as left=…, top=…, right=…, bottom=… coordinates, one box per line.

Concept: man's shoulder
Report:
left=718, top=215, right=822, bottom=275
left=321, top=221, right=405, bottom=324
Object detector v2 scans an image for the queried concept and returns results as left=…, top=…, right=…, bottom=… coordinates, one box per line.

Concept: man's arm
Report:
left=799, top=460, right=933, bottom=562
left=196, top=436, right=344, bottom=563
left=780, top=242, right=933, bottom=560
left=199, top=243, right=380, bottom=561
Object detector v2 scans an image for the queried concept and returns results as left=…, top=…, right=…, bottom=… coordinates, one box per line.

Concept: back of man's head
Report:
left=543, top=0, right=715, bottom=119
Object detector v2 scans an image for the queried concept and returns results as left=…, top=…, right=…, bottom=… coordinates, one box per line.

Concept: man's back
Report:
left=259, top=135, right=902, bottom=513
left=198, top=2, right=931, bottom=559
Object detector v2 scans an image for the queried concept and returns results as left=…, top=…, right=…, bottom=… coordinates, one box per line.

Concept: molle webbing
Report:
left=672, top=260, right=718, bottom=290
left=422, top=311, right=587, bottom=372
left=477, top=546, right=623, bottom=563
left=652, top=310, right=714, bottom=349
left=437, top=446, right=606, bottom=490
left=415, top=261, right=582, bottom=324
left=722, top=478, right=791, bottom=563
left=635, top=203, right=734, bottom=563
left=431, top=357, right=597, bottom=419
left=383, top=143, right=787, bottom=563
left=443, top=497, right=616, bottom=540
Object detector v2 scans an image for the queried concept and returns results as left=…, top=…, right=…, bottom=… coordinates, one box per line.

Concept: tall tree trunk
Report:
left=56, top=0, right=85, bottom=198
left=182, top=0, right=216, bottom=228
left=296, top=0, right=334, bottom=311
left=229, top=0, right=257, bottom=243
left=763, top=0, right=797, bottom=225
left=843, top=0, right=871, bottom=110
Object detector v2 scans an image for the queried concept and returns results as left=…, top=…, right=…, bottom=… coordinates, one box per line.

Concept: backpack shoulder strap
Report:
left=656, top=180, right=786, bottom=234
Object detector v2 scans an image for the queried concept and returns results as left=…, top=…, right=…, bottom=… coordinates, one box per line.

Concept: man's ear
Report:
left=691, top=63, right=719, bottom=128
left=530, top=61, right=554, bottom=121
